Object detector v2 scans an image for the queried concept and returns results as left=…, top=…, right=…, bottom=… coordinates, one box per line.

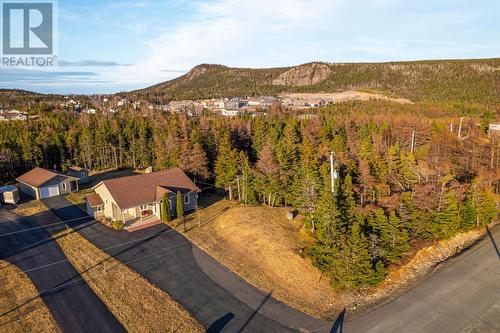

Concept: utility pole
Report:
left=330, top=152, right=338, bottom=195
left=458, top=117, right=464, bottom=139
left=410, top=130, right=415, bottom=154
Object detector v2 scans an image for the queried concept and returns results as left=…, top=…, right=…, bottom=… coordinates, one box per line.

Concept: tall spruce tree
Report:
left=176, top=191, right=184, bottom=218
left=161, top=192, right=171, bottom=223
left=337, top=222, right=385, bottom=288
left=433, top=189, right=460, bottom=238
left=214, top=132, right=239, bottom=200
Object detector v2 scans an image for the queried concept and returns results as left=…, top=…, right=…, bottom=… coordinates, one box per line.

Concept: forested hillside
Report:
left=1, top=100, right=498, bottom=287
left=129, top=58, right=500, bottom=104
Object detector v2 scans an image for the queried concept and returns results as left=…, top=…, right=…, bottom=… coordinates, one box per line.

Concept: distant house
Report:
left=221, top=109, right=241, bottom=117
left=0, top=110, right=28, bottom=121
left=224, top=98, right=247, bottom=109
left=17, top=167, right=80, bottom=199
left=89, top=168, right=200, bottom=225
left=85, top=108, right=97, bottom=114
left=489, top=124, right=500, bottom=137
left=68, top=166, right=90, bottom=184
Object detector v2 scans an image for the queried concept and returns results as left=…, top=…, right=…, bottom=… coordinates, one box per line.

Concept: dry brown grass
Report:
left=65, top=188, right=94, bottom=205
left=183, top=201, right=347, bottom=319
left=12, top=200, right=47, bottom=217
left=16, top=202, right=203, bottom=333
left=0, top=260, right=60, bottom=333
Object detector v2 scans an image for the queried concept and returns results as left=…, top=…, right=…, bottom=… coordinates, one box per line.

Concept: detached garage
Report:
left=17, top=167, right=79, bottom=200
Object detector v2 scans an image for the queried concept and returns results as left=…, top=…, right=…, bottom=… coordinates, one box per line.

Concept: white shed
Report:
left=0, top=185, right=20, bottom=204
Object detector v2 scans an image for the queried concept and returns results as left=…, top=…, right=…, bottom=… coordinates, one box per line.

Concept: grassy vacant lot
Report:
left=0, top=260, right=60, bottom=332
left=180, top=197, right=347, bottom=319
left=13, top=201, right=204, bottom=333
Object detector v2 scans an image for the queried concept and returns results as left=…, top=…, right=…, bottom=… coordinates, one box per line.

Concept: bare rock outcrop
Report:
left=272, top=63, right=332, bottom=86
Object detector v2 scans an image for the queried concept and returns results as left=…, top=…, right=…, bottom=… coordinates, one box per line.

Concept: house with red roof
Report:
left=88, top=168, right=200, bottom=226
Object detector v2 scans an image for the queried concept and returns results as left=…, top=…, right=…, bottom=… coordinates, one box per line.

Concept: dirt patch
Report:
left=181, top=201, right=348, bottom=319
left=15, top=202, right=204, bottom=333
left=0, top=260, right=60, bottom=332
left=281, top=91, right=413, bottom=104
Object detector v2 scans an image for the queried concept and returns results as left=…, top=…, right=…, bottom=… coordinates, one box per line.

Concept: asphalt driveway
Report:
left=43, top=196, right=332, bottom=332
left=0, top=210, right=125, bottom=333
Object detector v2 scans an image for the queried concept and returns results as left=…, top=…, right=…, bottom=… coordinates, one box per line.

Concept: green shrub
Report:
left=111, top=220, right=124, bottom=230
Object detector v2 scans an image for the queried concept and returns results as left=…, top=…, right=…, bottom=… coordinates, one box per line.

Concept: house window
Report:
left=81, top=173, right=86, bottom=179
left=140, top=205, right=148, bottom=210
left=96, top=206, right=103, bottom=212
left=62, top=182, right=67, bottom=190
left=184, top=194, right=190, bottom=205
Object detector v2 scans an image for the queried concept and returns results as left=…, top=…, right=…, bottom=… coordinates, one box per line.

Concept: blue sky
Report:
left=1, top=0, right=499, bottom=94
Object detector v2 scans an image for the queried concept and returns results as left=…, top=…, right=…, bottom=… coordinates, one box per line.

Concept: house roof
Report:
left=87, top=193, right=104, bottom=207
left=69, top=166, right=87, bottom=172
left=96, top=168, right=200, bottom=209
left=16, top=167, right=78, bottom=188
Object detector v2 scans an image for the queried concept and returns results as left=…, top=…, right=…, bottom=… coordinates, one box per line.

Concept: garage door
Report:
left=40, top=184, right=59, bottom=198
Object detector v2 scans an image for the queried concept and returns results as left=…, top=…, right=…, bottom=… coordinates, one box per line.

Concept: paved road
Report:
left=43, top=196, right=332, bottom=332
left=42, top=196, right=500, bottom=333
left=344, top=225, right=500, bottom=332
left=0, top=210, right=125, bottom=333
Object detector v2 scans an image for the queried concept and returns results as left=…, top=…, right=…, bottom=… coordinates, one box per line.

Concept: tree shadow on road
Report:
left=330, top=309, right=346, bottom=333
left=486, top=226, right=500, bottom=259
left=206, top=312, right=235, bottom=333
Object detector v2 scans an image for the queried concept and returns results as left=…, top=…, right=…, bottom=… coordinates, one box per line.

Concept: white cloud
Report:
left=104, top=0, right=342, bottom=86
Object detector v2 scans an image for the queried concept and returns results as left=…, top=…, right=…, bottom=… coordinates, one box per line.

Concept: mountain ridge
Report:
left=129, top=58, right=500, bottom=104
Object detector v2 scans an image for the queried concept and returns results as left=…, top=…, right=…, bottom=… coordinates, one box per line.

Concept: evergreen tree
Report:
left=460, top=191, right=476, bottom=230
left=433, top=189, right=460, bottom=238
left=161, top=192, right=171, bottom=223
left=336, top=223, right=385, bottom=288
left=292, top=138, right=321, bottom=215
left=214, top=132, right=239, bottom=200
left=176, top=191, right=184, bottom=218
left=336, top=174, right=355, bottom=229
left=314, top=190, right=342, bottom=245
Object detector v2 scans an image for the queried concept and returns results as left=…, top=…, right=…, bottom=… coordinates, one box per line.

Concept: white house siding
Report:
left=94, top=183, right=118, bottom=219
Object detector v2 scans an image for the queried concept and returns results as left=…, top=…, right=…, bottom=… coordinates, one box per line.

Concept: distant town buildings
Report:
left=0, top=109, right=29, bottom=121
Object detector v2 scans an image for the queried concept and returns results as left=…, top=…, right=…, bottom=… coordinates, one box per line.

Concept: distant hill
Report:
left=129, top=58, right=500, bottom=104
